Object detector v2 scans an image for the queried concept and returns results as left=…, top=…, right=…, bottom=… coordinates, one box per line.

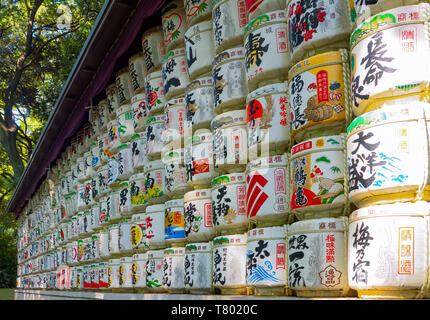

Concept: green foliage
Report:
left=0, top=0, right=105, bottom=288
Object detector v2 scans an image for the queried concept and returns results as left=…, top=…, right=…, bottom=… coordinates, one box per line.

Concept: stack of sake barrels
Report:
left=15, top=0, right=430, bottom=301
left=285, top=0, right=354, bottom=298
left=345, top=1, right=430, bottom=299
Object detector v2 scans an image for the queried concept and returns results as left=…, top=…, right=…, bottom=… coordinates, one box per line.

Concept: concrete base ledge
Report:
left=14, top=289, right=358, bottom=300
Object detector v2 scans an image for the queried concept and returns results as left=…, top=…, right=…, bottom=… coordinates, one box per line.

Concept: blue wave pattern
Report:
left=247, top=265, right=280, bottom=284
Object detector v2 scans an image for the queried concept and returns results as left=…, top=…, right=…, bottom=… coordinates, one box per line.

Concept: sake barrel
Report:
left=119, top=256, right=133, bottom=289
left=106, top=83, right=120, bottom=119
left=108, top=258, right=121, bottom=289
left=132, top=253, right=148, bottom=291
left=184, top=242, right=213, bottom=294
left=212, top=234, right=247, bottom=294
left=165, top=199, right=186, bottom=247
left=211, top=173, right=248, bottom=234
left=142, top=26, right=166, bottom=75
left=118, top=181, right=132, bottom=218
left=246, top=226, right=287, bottom=295
left=96, top=165, right=109, bottom=197
left=99, top=227, right=110, bottom=259
left=97, top=98, right=109, bottom=133
left=106, top=188, right=121, bottom=223
left=98, top=262, right=109, bottom=289
left=287, top=217, right=350, bottom=297
left=107, top=120, right=121, bottom=154
left=131, top=92, right=148, bottom=133
left=244, top=10, right=290, bottom=92
left=90, top=202, right=100, bottom=232
left=291, top=134, right=347, bottom=220
left=128, top=53, right=146, bottom=94
left=288, top=49, right=352, bottom=143
left=90, top=141, right=101, bottom=173
left=162, top=48, right=190, bottom=101
left=246, top=155, right=290, bottom=226
left=163, top=148, right=192, bottom=198
left=76, top=155, right=86, bottom=183
left=115, top=68, right=134, bottom=105
left=350, top=4, right=430, bottom=117
left=146, top=250, right=166, bottom=292
left=97, top=134, right=110, bottom=164
left=131, top=214, right=149, bottom=253
left=346, top=102, right=430, bottom=208
left=350, top=0, right=426, bottom=25
left=162, top=0, right=187, bottom=51
left=286, top=0, right=351, bottom=64
left=146, top=204, right=167, bottom=249
left=163, top=247, right=186, bottom=293
left=107, top=156, right=121, bottom=187
left=163, top=96, right=186, bottom=149
left=185, top=77, right=215, bottom=132
left=212, top=0, right=248, bottom=53
left=184, top=20, right=216, bottom=80
left=246, top=83, right=290, bottom=160
left=130, top=132, right=148, bottom=171
left=108, top=223, right=120, bottom=258
left=211, top=110, right=248, bottom=173
left=116, top=143, right=133, bottom=181
left=144, top=160, right=168, bottom=204
left=212, top=47, right=248, bottom=114
left=130, top=173, right=148, bottom=212
left=116, top=104, right=135, bottom=143
left=184, top=129, right=216, bottom=188
left=348, top=202, right=430, bottom=299
left=185, top=0, right=213, bottom=26
left=246, top=0, right=284, bottom=21
left=145, top=114, right=166, bottom=160
left=184, top=189, right=215, bottom=242
left=145, top=70, right=166, bottom=116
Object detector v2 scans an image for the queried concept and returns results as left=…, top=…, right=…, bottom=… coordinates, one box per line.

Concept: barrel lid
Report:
left=350, top=4, right=430, bottom=49
left=185, top=242, right=211, bottom=252
left=346, top=102, right=430, bottom=137
left=129, top=52, right=144, bottom=63
left=288, top=50, right=344, bottom=80
left=244, top=10, right=287, bottom=37
left=186, top=77, right=213, bottom=92
left=211, top=109, right=246, bottom=132
left=349, top=201, right=430, bottom=222
left=288, top=217, right=348, bottom=235
left=185, top=20, right=213, bottom=38
left=147, top=249, right=164, bottom=259
left=130, top=172, right=146, bottom=181
left=131, top=92, right=146, bottom=103
left=291, top=135, right=343, bottom=158
left=116, top=68, right=130, bottom=78
left=131, top=213, right=146, bottom=221
left=165, top=96, right=185, bottom=109
left=184, top=188, right=212, bottom=202
left=162, top=47, right=186, bottom=64
left=145, top=114, right=165, bottom=126
left=145, top=70, right=162, bottom=81
left=212, top=47, right=245, bottom=68
left=246, top=82, right=286, bottom=102
left=211, top=172, right=245, bottom=188
left=184, top=129, right=212, bottom=147
left=246, top=154, right=287, bottom=172
left=164, top=247, right=185, bottom=255
left=165, top=198, right=184, bottom=208
left=144, top=159, right=164, bottom=171
left=247, top=226, right=286, bottom=240
left=213, top=234, right=247, bottom=246
left=146, top=204, right=165, bottom=213
left=133, top=252, right=148, bottom=260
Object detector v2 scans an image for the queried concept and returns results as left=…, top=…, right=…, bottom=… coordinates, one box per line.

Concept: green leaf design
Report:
left=327, top=138, right=340, bottom=145
left=330, top=166, right=341, bottom=174
left=172, top=30, right=181, bottom=40
left=198, top=2, right=208, bottom=13
left=316, top=156, right=331, bottom=163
